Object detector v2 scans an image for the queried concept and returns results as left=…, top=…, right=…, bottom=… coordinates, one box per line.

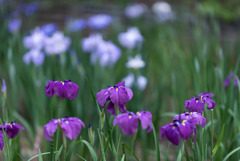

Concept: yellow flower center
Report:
left=182, top=120, right=187, bottom=126
left=129, top=115, right=132, bottom=119
left=136, top=112, right=141, bottom=116
left=116, top=88, right=118, bottom=92
left=172, top=126, right=176, bottom=130
left=61, top=81, right=64, bottom=85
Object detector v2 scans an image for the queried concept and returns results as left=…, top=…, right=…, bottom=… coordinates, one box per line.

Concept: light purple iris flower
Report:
left=185, top=93, right=216, bottom=114
left=81, top=33, right=103, bottom=53
left=173, top=112, right=206, bottom=128
left=0, top=121, right=25, bottom=139
left=88, top=14, right=112, bottom=30
left=160, top=120, right=195, bottom=146
left=67, top=19, right=86, bottom=32
left=1, top=79, right=6, bottom=93
left=23, top=28, right=47, bottom=50
left=41, top=23, right=58, bottom=35
left=44, top=117, right=85, bottom=141
left=113, top=111, right=152, bottom=135
left=96, top=82, right=133, bottom=115
left=125, top=4, right=147, bottom=19
left=224, top=72, right=238, bottom=88
left=92, top=41, right=121, bottom=67
left=45, top=80, right=79, bottom=100
left=8, top=18, right=22, bottom=33
left=44, top=31, right=71, bottom=55
left=23, top=49, right=45, bottom=66
left=118, top=27, right=143, bottom=49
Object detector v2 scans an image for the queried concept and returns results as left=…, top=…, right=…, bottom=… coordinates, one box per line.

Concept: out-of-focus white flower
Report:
left=126, top=55, right=145, bottom=69
left=44, top=31, right=71, bottom=55
left=123, top=73, right=135, bottom=88
left=118, top=27, right=143, bottom=49
left=152, top=1, right=174, bottom=22
left=92, top=41, right=121, bottom=67
left=23, top=28, right=47, bottom=50
left=81, top=34, right=103, bottom=53
left=23, top=49, right=45, bottom=66
left=137, top=75, right=147, bottom=90
left=125, top=4, right=147, bottom=19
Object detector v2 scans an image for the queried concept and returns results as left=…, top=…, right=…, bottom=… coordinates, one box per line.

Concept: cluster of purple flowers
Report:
left=81, top=33, right=121, bottom=67
left=224, top=72, right=239, bottom=88
left=161, top=93, right=215, bottom=145
left=96, top=81, right=152, bottom=135
left=23, top=26, right=70, bottom=66
left=0, top=122, right=25, bottom=150
left=66, top=14, right=112, bottom=32
left=44, top=80, right=85, bottom=141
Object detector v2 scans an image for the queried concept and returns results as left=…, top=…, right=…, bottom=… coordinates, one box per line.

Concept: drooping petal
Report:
left=96, top=88, right=110, bottom=107
left=179, top=120, right=194, bottom=140
left=45, top=81, right=55, bottom=97
left=113, top=113, right=138, bottom=135
left=185, top=98, right=205, bottom=114
left=61, top=117, right=85, bottom=140
left=160, top=123, right=180, bottom=146
left=119, top=105, right=127, bottom=112
left=44, top=120, right=58, bottom=141
left=137, top=111, right=153, bottom=133
left=125, top=87, right=133, bottom=101
left=0, top=133, right=3, bottom=150
left=190, top=112, right=207, bottom=127
left=107, top=101, right=115, bottom=115
left=5, top=126, right=19, bottom=138
left=63, top=81, right=79, bottom=100
left=53, top=81, right=65, bottom=98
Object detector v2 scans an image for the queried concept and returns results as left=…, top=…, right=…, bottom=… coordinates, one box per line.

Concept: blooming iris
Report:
left=123, top=74, right=148, bottom=90
left=88, top=14, right=112, bottom=30
left=44, top=31, right=71, bottom=55
left=23, top=28, right=47, bottom=50
left=160, top=119, right=195, bottom=145
left=124, top=4, right=147, bottom=19
left=81, top=33, right=103, bottom=53
left=185, top=94, right=216, bottom=114
left=126, top=55, right=145, bottom=69
left=23, top=49, right=45, bottom=66
left=224, top=72, right=238, bottom=88
left=113, top=111, right=152, bottom=135
left=118, top=27, right=143, bottom=49
left=173, top=112, right=206, bottom=128
left=8, top=18, right=22, bottom=33
left=0, top=121, right=25, bottom=138
left=44, top=117, right=85, bottom=141
left=96, top=82, right=133, bottom=115
left=45, top=80, right=79, bottom=100
left=152, top=1, right=174, bottom=22
left=41, top=23, right=58, bottom=35
left=67, top=19, right=86, bottom=32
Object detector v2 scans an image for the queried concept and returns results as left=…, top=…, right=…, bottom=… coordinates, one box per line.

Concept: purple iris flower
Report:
left=41, top=23, right=58, bottom=35
left=0, top=121, right=25, bottom=139
left=23, top=49, right=45, bottom=66
left=185, top=94, right=216, bottom=113
left=92, top=41, right=121, bottom=67
left=96, top=82, right=133, bottom=115
left=45, top=80, right=79, bottom=100
left=160, top=120, right=195, bottom=145
left=198, top=92, right=215, bottom=98
left=113, top=111, right=152, bottom=135
left=173, top=112, right=206, bottom=128
left=44, top=117, right=85, bottom=141
left=0, top=131, right=3, bottom=151
left=224, top=72, right=238, bottom=88
left=67, top=19, right=86, bottom=32
left=88, top=14, right=112, bottom=30
left=1, top=79, right=6, bottom=93
left=8, top=18, right=22, bottom=33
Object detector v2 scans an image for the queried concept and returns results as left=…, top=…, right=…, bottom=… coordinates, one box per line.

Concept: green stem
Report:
left=211, top=110, right=214, bottom=161
left=130, top=130, right=138, bottom=161
left=55, top=98, right=63, bottom=158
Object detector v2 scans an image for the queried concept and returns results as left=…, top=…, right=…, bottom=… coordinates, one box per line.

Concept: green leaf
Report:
left=223, top=146, right=240, bottom=161
left=38, top=149, right=43, bottom=161
left=75, top=139, right=98, bottom=161
left=66, top=140, right=76, bottom=161
left=28, top=152, right=51, bottom=161
left=212, top=124, right=225, bottom=156
left=122, top=144, right=139, bottom=161
left=55, top=145, right=63, bottom=161
left=97, top=129, right=106, bottom=161
left=152, top=122, right=161, bottom=161
left=121, top=154, right=125, bottom=161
